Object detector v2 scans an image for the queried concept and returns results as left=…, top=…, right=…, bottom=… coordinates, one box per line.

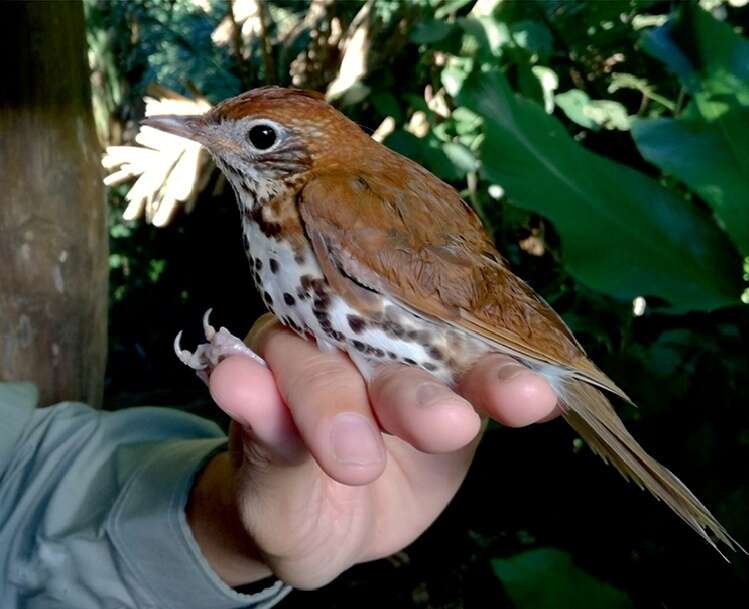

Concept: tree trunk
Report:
left=0, top=1, right=107, bottom=407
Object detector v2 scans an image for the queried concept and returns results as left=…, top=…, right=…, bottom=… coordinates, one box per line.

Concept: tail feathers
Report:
left=560, top=379, right=745, bottom=558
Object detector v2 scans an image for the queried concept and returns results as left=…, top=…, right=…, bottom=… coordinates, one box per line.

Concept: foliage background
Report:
left=87, top=0, right=749, bottom=607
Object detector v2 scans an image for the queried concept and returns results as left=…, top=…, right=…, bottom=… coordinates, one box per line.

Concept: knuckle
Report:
left=285, top=354, right=363, bottom=406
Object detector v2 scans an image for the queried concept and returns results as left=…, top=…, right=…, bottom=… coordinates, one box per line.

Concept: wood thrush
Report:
left=143, top=87, right=741, bottom=556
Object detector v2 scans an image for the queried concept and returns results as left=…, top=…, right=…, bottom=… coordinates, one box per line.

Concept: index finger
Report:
left=249, top=315, right=387, bottom=486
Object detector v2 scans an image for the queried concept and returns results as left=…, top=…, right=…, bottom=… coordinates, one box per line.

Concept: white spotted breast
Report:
left=241, top=214, right=491, bottom=384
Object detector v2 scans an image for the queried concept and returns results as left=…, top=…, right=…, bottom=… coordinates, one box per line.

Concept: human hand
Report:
left=187, top=314, right=559, bottom=589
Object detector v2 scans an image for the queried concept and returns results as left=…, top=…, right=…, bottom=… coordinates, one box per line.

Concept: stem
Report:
left=227, top=0, right=251, bottom=89
left=258, top=0, right=276, bottom=84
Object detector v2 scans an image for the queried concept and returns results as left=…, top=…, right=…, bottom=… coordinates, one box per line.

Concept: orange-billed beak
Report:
left=140, top=114, right=206, bottom=142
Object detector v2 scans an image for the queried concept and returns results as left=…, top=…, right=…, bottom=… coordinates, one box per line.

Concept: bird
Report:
left=143, top=86, right=742, bottom=556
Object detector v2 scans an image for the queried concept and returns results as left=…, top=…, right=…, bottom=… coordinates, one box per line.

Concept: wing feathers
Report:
left=561, top=380, right=744, bottom=556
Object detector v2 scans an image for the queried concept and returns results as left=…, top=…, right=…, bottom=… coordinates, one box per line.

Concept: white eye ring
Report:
left=245, top=119, right=284, bottom=153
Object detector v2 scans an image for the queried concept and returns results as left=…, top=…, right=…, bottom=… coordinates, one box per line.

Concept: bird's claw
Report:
left=174, top=308, right=267, bottom=385
left=203, top=308, right=216, bottom=341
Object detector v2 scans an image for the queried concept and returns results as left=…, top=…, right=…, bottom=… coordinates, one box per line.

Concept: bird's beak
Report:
left=141, top=114, right=206, bottom=143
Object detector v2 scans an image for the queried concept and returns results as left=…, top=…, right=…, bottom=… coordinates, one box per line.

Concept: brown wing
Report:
left=298, top=165, right=747, bottom=553
left=297, top=164, right=626, bottom=399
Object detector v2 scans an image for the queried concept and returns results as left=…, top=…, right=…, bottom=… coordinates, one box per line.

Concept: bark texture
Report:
left=0, top=1, right=107, bottom=407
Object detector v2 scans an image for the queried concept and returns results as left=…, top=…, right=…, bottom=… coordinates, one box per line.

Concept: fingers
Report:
left=212, top=313, right=558, bottom=486
left=458, top=354, right=560, bottom=427
left=369, top=365, right=482, bottom=454
left=250, top=316, right=386, bottom=486
left=209, top=355, right=304, bottom=464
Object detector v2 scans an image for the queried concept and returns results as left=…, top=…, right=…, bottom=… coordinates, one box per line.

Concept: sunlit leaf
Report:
left=555, top=89, right=630, bottom=130
left=510, top=19, right=553, bottom=58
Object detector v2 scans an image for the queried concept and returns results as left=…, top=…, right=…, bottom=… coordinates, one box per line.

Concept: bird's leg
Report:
left=174, top=308, right=267, bottom=384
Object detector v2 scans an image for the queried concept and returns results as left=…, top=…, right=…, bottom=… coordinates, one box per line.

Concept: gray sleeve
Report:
left=0, top=382, right=291, bottom=609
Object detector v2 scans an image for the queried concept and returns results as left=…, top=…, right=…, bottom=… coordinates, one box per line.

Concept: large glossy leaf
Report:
left=641, top=4, right=749, bottom=104
left=635, top=6, right=749, bottom=257
left=632, top=103, right=749, bottom=256
left=457, top=69, right=741, bottom=312
left=492, top=548, right=631, bottom=609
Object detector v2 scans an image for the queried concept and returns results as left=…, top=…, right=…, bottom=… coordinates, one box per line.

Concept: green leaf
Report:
left=442, top=141, right=478, bottom=173
left=532, top=65, right=559, bottom=114
left=370, top=91, right=403, bottom=123
left=458, top=68, right=741, bottom=311
left=632, top=101, right=749, bottom=256
left=641, top=4, right=749, bottom=104
left=555, top=90, right=597, bottom=129
left=410, top=19, right=455, bottom=44
left=510, top=19, right=553, bottom=58
left=555, top=89, right=630, bottom=131
left=384, top=130, right=463, bottom=181
left=459, top=16, right=511, bottom=58
left=434, top=0, right=474, bottom=20
left=492, top=548, right=632, bottom=609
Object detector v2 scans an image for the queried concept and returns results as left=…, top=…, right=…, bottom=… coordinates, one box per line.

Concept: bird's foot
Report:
left=174, top=308, right=267, bottom=384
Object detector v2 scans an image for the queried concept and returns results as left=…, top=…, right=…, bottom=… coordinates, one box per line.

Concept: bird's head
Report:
left=142, top=87, right=371, bottom=206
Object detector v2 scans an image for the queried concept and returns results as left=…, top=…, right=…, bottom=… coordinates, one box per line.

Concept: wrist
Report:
left=186, top=450, right=273, bottom=587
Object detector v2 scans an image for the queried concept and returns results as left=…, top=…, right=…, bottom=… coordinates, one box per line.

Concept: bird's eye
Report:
left=247, top=124, right=277, bottom=150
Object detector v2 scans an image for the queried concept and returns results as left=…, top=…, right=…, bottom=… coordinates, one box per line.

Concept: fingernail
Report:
left=330, top=413, right=383, bottom=466
left=497, top=363, right=525, bottom=381
left=416, top=382, right=450, bottom=407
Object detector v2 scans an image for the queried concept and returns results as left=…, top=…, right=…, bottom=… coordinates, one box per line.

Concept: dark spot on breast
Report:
left=404, top=358, right=417, bottom=366
left=242, top=233, right=250, bottom=251
left=283, top=293, right=295, bottom=306
left=407, top=330, right=418, bottom=341
left=387, top=351, right=397, bottom=359
left=296, top=286, right=308, bottom=300
left=352, top=340, right=367, bottom=353
left=369, top=347, right=385, bottom=358
left=347, top=315, right=366, bottom=334
left=255, top=258, right=262, bottom=270
left=250, top=206, right=282, bottom=239
left=422, top=362, right=438, bottom=372
left=313, top=295, right=330, bottom=310
left=263, top=291, right=273, bottom=306
left=427, top=346, right=443, bottom=360
left=383, top=321, right=405, bottom=338
left=269, top=258, right=279, bottom=273
left=295, top=253, right=305, bottom=264
left=329, top=330, right=345, bottom=342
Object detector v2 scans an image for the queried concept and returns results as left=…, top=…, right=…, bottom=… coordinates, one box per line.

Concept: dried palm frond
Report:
left=102, top=86, right=213, bottom=227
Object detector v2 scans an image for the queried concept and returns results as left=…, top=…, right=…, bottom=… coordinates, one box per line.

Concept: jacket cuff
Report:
left=107, top=437, right=291, bottom=609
